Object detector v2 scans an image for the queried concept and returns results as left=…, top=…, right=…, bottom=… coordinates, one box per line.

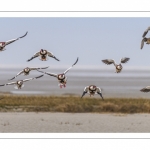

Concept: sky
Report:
left=0, top=17, right=150, bottom=69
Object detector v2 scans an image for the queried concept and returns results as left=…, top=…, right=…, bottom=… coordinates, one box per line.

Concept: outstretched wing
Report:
left=47, top=51, right=60, bottom=61
left=18, top=32, right=28, bottom=38
left=30, top=66, right=49, bottom=70
left=142, top=27, right=150, bottom=37
left=81, top=86, right=88, bottom=98
left=141, top=38, right=145, bottom=49
left=0, top=81, right=17, bottom=86
left=96, top=87, right=104, bottom=100
left=27, top=52, right=40, bottom=62
left=64, top=57, right=79, bottom=74
left=23, top=74, right=44, bottom=82
left=37, top=70, right=57, bottom=78
left=120, top=57, right=130, bottom=64
left=102, top=59, right=116, bottom=66
left=5, top=32, right=28, bottom=46
left=8, top=70, right=24, bottom=80
left=140, top=86, right=150, bottom=92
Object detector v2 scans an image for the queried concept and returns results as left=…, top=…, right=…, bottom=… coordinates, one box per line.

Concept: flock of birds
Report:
left=0, top=27, right=150, bottom=100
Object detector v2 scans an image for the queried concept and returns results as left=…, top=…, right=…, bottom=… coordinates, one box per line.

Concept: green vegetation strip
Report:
left=0, top=95, right=150, bottom=113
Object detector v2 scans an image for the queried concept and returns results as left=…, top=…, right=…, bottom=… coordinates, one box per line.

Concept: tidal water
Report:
left=0, top=68, right=150, bottom=98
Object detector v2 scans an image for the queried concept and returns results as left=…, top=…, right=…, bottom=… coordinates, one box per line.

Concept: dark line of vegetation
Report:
left=0, top=95, right=150, bottom=113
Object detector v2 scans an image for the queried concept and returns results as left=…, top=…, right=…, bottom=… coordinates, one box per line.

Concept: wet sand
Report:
left=0, top=112, right=150, bottom=133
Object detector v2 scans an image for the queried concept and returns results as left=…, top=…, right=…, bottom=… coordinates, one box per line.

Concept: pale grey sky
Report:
left=0, top=18, right=150, bottom=69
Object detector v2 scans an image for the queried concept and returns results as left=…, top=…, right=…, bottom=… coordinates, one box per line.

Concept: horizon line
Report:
left=1, top=65, right=150, bottom=70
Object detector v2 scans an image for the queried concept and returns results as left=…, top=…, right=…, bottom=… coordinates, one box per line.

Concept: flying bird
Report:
left=81, top=85, right=104, bottom=99
left=140, top=86, right=150, bottom=92
left=8, top=66, right=49, bottom=80
left=142, top=26, right=150, bottom=38
left=0, top=32, right=28, bottom=51
left=141, top=37, right=150, bottom=49
left=37, top=57, right=79, bottom=88
left=27, top=49, right=59, bottom=62
left=0, top=75, right=44, bottom=89
left=102, top=57, right=130, bottom=73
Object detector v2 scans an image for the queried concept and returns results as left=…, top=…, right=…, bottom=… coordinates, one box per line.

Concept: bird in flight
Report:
left=8, top=66, right=49, bottom=80
left=27, top=49, right=59, bottom=62
left=81, top=85, right=104, bottom=100
left=0, top=32, right=28, bottom=51
left=102, top=57, right=130, bottom=73
left=37, top=57, right=79, bottom=88
left=0, top=75, right=44, bottom=89
left=140, top=86, right=150, bottom=93
left=141, top=27, right=150, bottom=49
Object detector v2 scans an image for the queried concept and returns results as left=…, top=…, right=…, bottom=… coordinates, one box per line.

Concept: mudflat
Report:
left=0, top=112, right=150, bottom=133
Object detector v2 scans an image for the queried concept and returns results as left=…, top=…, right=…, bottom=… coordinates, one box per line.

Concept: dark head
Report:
left=17, top=80, right=23, bottom=86
left=116, top=64, right=122, bottom=70
left=89, top=85, right=96, bottom=91
left=0, top=42, right=5, bottom=50
left=40, top=49, right=47, bottom=55
left=24, top=67, right=30, bottom=73
left=58, top=74, right=65, bottom=80
left=143, top=37, right=148, bottom=42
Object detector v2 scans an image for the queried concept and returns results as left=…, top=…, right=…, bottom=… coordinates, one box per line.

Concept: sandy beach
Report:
left=0, top=112, right=150, bottom=133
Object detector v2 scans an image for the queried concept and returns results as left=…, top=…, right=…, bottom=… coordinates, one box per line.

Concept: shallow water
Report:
left=0, top=68, right=150, bottom=98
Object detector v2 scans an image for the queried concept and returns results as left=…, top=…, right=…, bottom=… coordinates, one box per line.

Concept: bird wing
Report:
left=5, top=39, right=19, bottom=46
left=142, top=27, right=150, bottom=37
left=5, top=32, right=28, bottom=46
left=37, top=70, right=57, bottom=78
left=18, top=31, right=28, bottom=38
left=141, top=38, right=145, bottom=49
left=0, top=81, right=17, bottom=86
left=64, top=57, right=79, bottom=74
left=102, top=59, right=116, bottom=66
left=81, top=86, right=89, bottom=98
left=27, top=52, right=40, bottom=62
left=23, top=74, right=44, bottom=82
left=120, top=57, right=130, bottom=64
left=140, top=86, right=150, bottom=92
left=30, top=66, right=49, bottom=70
left=8, top=70, right=24, bottom=80
left=96, top=87, right=104, bottom=100
left=6, top=81, right=17, bottom=85
left=0, top=84, right=6, bottom=86
left=47, top=51, right=60, bottom=61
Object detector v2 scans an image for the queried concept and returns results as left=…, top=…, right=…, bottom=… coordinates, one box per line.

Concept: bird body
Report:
left=116, top=64, right=123, bottom=73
